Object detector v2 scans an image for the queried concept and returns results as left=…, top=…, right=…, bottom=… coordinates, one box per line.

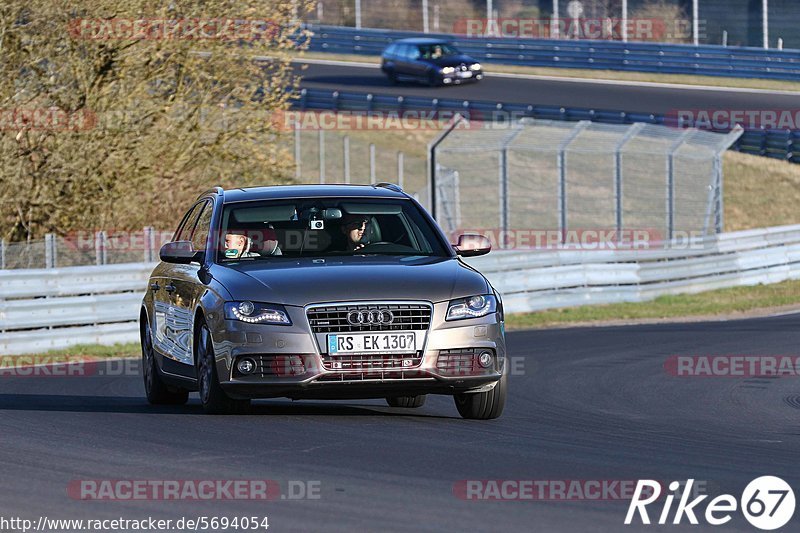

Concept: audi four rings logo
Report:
left=347, top=310, right=395, bottom=325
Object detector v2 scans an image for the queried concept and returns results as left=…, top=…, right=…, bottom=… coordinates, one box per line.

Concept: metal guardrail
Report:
left=292, top=88, right=800, bottom=163
left=307, top=24, right=800, bottom=81
left=4, top=225, right=800, bottom=354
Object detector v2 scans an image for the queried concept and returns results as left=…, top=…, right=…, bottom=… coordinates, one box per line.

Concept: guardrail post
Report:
left=299, top=88, right=307, bottom=111
left=331, top=91, right=339, bottom=111
left=714, top=154, right=724, bottom=233
left=366, top=93, right=373, bottom=113
left=0, top=238, right=5, bottom=270
left=44, top=233, right=57, bottom=268
left=557, top=121, right=590, bottom=243
left=343, top=135, right=351, bottom=183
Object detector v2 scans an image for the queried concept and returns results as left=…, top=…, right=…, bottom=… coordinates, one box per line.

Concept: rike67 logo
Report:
left=625, top=477, right=795, bottom=530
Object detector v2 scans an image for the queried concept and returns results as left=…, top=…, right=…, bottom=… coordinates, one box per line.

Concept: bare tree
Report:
left=0, top=1, right=312, bottom=241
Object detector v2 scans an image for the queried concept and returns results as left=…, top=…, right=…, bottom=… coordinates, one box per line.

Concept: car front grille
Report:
left=307, top=303, right=432, bottom=333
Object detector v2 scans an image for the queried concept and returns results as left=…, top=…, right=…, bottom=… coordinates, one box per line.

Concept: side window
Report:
left=384, top=43, right=397, bottom=59
left=190, top=200, right=213, bottom=251
left=408, top=45, right=421, bottom=60
left=173, top=203, right=199, bottom=242
left=174, top=201, right=204, bottom=242
left=397, top=44, right=410, bottom=60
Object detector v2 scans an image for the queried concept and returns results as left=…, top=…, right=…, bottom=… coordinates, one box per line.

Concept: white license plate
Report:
left=458, top=71, right=473, bottom=78
left=328, top=332, right=417, bottom=354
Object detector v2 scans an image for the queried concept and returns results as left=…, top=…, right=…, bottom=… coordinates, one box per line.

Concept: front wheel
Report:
left=386, top=395, right=426, bottom=408
left=141, top=319, right=189, bottom=405
left=454, top=371, right=507, bottom=419
left=196, top=322, right=250, bottom=415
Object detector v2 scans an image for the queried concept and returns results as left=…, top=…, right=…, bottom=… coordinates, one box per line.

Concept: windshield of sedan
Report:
left=217, top=198, right=450, bottom=261
left=419, top=43, right=460, bottom=59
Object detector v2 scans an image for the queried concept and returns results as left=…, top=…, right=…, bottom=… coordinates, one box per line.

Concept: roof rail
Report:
left=373, top=182, right=404, bottom=193
left=197, top=186, right=224, bottom=200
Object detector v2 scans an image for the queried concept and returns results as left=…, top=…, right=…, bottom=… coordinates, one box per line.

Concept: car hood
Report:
left=428, top=54, right=477, bottom=67
left=211, top=255, right=489, bottom=307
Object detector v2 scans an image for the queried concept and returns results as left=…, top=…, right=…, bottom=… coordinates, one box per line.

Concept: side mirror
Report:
left=452, top=234, right=491, bottom=257
left=160, top=241, right=204, bottom=264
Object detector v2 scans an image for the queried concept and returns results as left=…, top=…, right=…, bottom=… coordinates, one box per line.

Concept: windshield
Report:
left=217, top=198, right=449, bottom=261
left=419, top=43, right=460, bottom=59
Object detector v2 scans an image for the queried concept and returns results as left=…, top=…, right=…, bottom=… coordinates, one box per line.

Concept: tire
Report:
left=386, top=69, right=398, bottom=85
left=454, top=371, right=507, bottom=420
left=141, top=318, right=189, bottom=405
left=196, top=321, right=250, bottom=415
left=386, top=395, right=426, bottom=408
left=427, top=70, right=440, bottom=87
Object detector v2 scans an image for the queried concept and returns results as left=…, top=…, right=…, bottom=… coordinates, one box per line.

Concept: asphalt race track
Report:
left=295, top=61, right=800, bottom=115
left=2, top=315, right=799, bottom=532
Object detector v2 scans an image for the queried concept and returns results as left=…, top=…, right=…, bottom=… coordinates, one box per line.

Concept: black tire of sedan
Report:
left=427, top=70, right=440, bottom=87
left=386, top=395, right=426, bottom=408
left=196, top=321, right=250, bottom=415
left=141, top=319, right=189, bottom=405
left=454, top=371, right=507, bottom=419
left=386, top=69, right=398, bottom=84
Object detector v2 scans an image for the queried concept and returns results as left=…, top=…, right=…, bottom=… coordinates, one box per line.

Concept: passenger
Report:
left=224, top=233, right=260, bottom=259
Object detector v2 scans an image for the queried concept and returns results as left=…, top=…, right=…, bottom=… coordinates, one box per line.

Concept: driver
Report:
left=340, top=215, right=369, bottom=251
left=224, top=232, right=260, bottom=259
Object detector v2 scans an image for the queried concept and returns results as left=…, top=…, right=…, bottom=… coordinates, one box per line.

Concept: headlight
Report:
left=446, top=295, right=497, bottom=321
left=224, top=301, right=292, bottom=325
left=441, top=66, right=456, bottom=74
left=469, top=63, right=481, bottom=71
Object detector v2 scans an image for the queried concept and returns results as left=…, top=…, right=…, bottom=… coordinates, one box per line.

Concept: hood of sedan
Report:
left=212, top=255, right=489, bottom=307
left=429, top=54, right=478, bottom=68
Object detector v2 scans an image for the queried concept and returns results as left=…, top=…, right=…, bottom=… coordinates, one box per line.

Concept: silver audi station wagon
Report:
left=140, top=183, right=507, bottom=418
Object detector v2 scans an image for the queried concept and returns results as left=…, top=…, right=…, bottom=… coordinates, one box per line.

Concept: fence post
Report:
left=427, top=114, right=464, bottom=219
left=498, top=123, right=525, bottom=237
left=44, top=233, right=57, bottom=268
left=557, top=121, right=590, bottom=243
left=614, top=123, right=645, bottom=238
left=666, top=129, right=694, bottom=241
left=0, top=238, right=5, bottom=270
left=95, top=231, right=108, bottom=265
left=397, top=151, right=404, bottom=189
left=319, top=129, right=325, bottom=184
left=294, top=122, right=301, bottom=179
left=343, top=135, right=351, bottom=184
left=143, top=227, right=154, bottom=262
left=714, top=154, right=724, bottom=233
left=369, top=143, right=376, bottom=184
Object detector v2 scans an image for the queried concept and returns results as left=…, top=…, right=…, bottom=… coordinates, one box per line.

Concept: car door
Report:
left=406, top=45, right=428, bottom=80
left=153, top=200, right=205, bottom=376
left=151, top=201, right=201, bottom=360
left=168, top=198, right=214, bottom=375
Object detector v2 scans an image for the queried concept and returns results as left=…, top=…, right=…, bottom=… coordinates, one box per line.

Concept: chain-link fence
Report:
left=0, top=228, right=173, bottom=270
left=291, top=124, right=432, bottom=204
left=432, top=118, right=743, bottom=246
left=306, top=1, right=799, bottom=48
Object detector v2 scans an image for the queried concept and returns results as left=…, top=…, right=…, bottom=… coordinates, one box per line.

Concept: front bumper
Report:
left=440, top=69, right=483, bottom=85
left=209, top=301, right=506, bottom=400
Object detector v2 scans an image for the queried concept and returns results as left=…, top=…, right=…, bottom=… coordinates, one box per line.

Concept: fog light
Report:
left=478, top=351, right=493, bottom=368
left=237, top=358, right=256, bottom=375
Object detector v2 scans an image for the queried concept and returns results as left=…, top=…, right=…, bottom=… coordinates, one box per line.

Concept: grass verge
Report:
left=1, top=343, right=140, bottom=365
left=505, top=280, right=800, bottom=330
left=293, top=51, right=800, bottom=93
